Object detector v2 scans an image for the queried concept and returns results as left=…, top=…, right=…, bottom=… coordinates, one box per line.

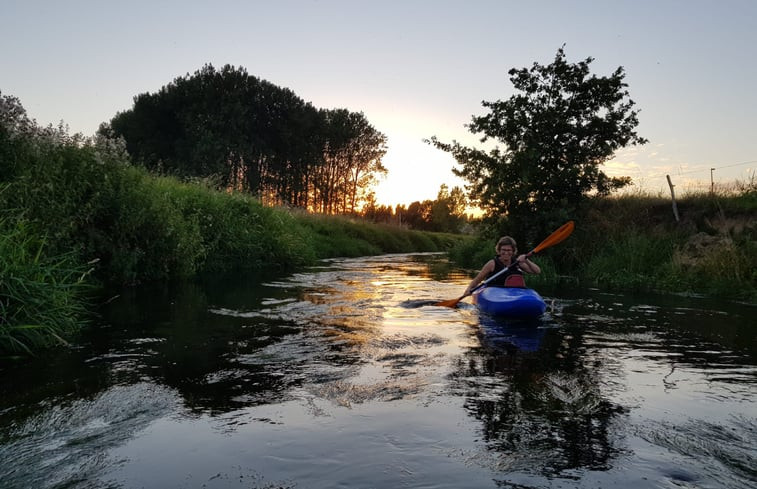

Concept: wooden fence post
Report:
left=666, top=174, right=680, bottom=222
left=710, top=167, right=715, bottom=194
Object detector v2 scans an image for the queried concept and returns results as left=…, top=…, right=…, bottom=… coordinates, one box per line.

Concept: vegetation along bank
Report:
left=2, top=48, right=755, bottom=359
left=0, top=93, right=462, bottom=357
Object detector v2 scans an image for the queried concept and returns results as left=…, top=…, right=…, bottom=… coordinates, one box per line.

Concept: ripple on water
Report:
left=3, top=253, right=754, bottom=489
left=304, top=376, right=428, bottom=408
left=0, top=383, right=180, bottom=489
left=369, top=332, right=446, bottom=350
left=634, top=414, right=757, bottom=488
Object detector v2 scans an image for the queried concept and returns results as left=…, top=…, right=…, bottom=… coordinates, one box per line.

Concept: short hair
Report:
left=496, top=236, right=517, bottom=254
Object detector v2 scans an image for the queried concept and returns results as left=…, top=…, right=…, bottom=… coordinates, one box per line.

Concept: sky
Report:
left=2, top=0, right=756, bottom=206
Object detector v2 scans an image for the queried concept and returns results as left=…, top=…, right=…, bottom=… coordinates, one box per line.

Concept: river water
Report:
left=1, top=253, right=755, bottom=488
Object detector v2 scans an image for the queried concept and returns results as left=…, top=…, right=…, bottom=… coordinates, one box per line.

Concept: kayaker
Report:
left=463, top=236, right=541, bottom=295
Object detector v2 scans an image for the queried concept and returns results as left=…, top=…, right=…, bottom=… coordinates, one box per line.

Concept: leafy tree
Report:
left=104, top=64, right=386, bottom=215
left=429, top=184, right=468, bottom=233
left=402, top=200, right=433, bottom=230
left=364, top=185, right=470, bottom=232
left=429, top=47, right=647, bottom=237
left=314, top=109, right=387, bottom=214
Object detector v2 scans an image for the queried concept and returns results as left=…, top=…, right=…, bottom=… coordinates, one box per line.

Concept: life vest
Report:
left=486, top=255, right=525, bottom=288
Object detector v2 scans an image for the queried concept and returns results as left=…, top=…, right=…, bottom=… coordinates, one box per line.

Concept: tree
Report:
left=429, top=184, right=468, bottom=233
left=429, top=47, right=646, bottom=236
left=314, top=109, right=387, bottom=214
left=402, top=200, right=433, bottom=230
left=104, top=64, right=386, bottom=215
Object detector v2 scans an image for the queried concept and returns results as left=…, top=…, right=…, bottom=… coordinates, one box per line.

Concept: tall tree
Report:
left=429, top=47, right=646, bottom=235
left=103, top=64, right=386, bottom=214
left=315, top=109, right=387, bottom=214
left=430, top=184, right=468, bottom=233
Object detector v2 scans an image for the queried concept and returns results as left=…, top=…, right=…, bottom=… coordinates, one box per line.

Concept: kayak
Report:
left=472, top=286, right=546, bottom=319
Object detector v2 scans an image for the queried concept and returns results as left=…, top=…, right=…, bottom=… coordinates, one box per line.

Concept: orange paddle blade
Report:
left=435, top=296, right=466, bottom=308
left=531, top=220, right=575, bottom=254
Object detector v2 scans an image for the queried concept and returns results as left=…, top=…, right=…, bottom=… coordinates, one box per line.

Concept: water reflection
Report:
left=452, top=314, right=626, bottom=476
left=0, top=253, right=755, bottom=488
left=476, top=314, right=548, bottom=352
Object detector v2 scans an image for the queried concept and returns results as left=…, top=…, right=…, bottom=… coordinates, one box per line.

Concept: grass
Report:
left=295, top=212, right=462, bottom=259
left=0, top=218, right=92, bottom=357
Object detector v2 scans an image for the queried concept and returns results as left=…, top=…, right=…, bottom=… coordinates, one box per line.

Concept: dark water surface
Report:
left=1, top=253, right=755, bottom=488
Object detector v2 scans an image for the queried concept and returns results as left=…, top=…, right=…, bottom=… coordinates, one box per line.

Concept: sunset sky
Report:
left=3, top=0, right=756, bottom=206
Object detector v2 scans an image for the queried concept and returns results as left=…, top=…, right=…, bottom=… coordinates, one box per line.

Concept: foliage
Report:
left=294, top=212, right=462, bottom=259
left=447, top=234, right=491, bottom=270
left=0, top=218, right=92, bottom=356
left=429, top=47, right=647, bottom=240
left=87, top=167, right=208, bottom=283
left=583, top=233, right=678, bottom=291
left=317, top=108, right=388, bottom=214
left=367, top=184, right=471, bottom=233
left=1, top=91, right=468, bottom=357
left=165, top=181, right=316, bottom=274
left=105, top=64, right=388, bottom=214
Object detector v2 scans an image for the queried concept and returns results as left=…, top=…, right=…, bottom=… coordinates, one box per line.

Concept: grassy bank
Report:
left=450, top=189, right=756, bottom=301
left=0, top=122, right=463, bottom=357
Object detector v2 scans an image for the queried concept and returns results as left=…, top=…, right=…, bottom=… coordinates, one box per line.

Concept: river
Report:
left=1, top=253, right=755, bottom=488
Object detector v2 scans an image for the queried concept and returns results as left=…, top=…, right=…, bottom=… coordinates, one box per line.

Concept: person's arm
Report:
left=516, top=254, right=541, bottom=274
left=464, top=260, right=494, bottom=295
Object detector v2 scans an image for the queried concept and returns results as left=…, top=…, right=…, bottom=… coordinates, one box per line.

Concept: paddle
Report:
left=435, top=220, right=575, bottom=308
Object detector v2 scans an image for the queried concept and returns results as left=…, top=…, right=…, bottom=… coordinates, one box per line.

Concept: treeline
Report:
left=104, top=64, right=387, bottom=214
left=362, top=184, right=472, bottom=233
left=103, top=63, right=474, bottom=234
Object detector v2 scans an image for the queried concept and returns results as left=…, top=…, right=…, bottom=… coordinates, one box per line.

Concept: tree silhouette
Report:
left=429, top=47, right=646, bottom=236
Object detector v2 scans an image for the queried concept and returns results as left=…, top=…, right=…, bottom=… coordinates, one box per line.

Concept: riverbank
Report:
left=449, top=190, right=756, bottom=302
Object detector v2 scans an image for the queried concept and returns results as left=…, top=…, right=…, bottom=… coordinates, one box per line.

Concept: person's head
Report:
left=495, top=236, right=517, bottom=256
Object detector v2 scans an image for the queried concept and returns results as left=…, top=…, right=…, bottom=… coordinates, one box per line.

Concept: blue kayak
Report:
left=472, top=287, right=547, bottom=318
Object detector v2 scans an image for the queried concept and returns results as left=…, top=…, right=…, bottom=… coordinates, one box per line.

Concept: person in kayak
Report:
left=463, top=236, right=541, bottom=295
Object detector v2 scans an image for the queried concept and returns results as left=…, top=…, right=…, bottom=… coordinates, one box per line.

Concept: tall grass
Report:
left=578, top=190, right=756, bottom=298
left=166, top=181, right=317, bottom=274
left=0, top=218, right=92, bottom=356
left=583, top=233, right=679, bottom=291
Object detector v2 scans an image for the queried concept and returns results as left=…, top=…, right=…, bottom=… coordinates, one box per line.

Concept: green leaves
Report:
left=431, top=47, right=647, bottom=236
left=0, top=218, right=91, bottom=356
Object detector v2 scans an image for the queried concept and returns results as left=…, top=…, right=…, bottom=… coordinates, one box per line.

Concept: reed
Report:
left=0, top=218, right=92, bottom=356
